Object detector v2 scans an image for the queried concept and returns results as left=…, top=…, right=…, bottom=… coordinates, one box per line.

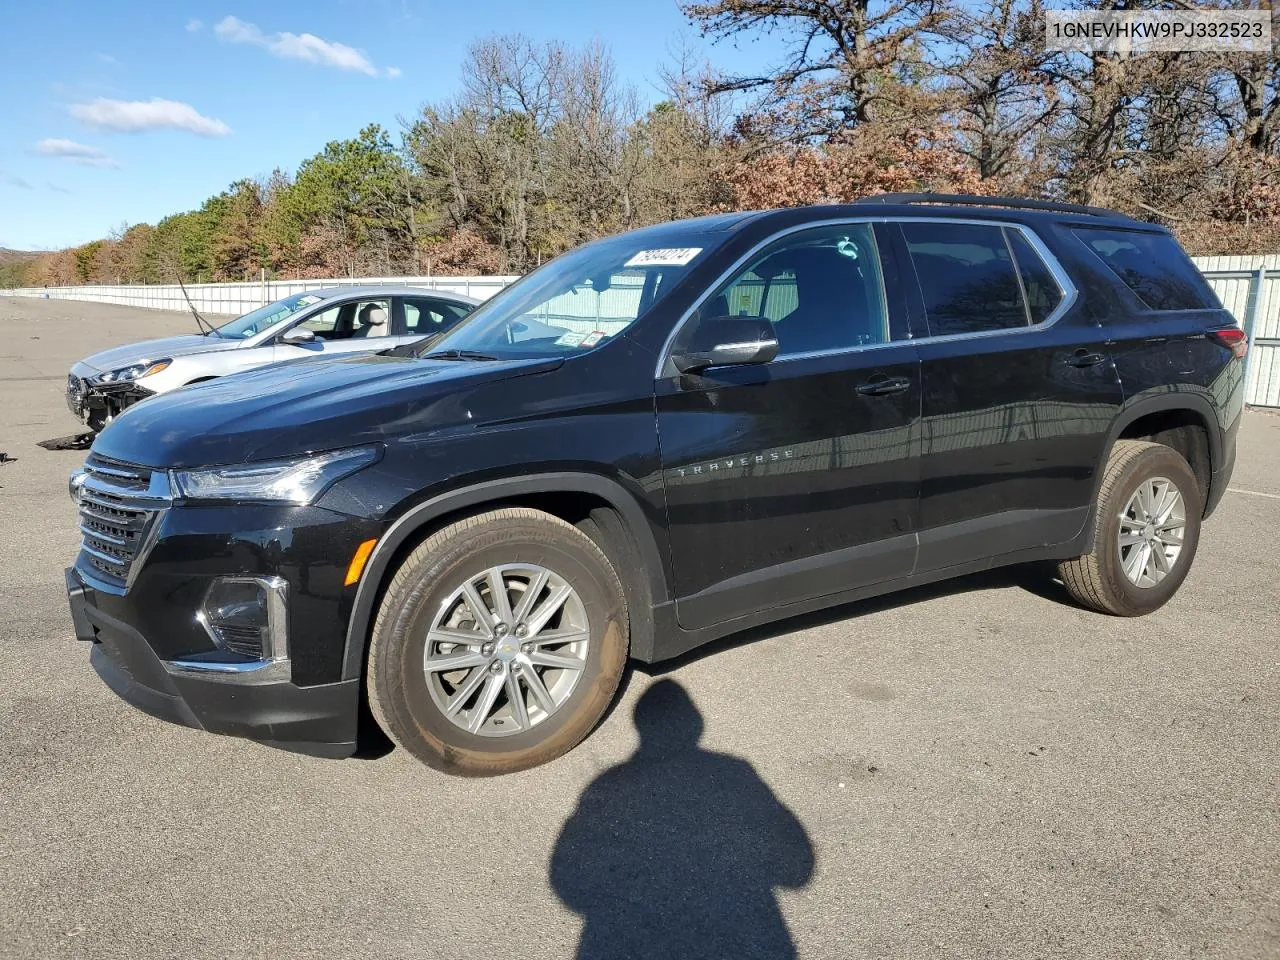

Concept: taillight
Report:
left=1208, top=327, right=1248, bottom=360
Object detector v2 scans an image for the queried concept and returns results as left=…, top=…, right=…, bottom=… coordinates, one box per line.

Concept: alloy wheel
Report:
left=1117, top=476, right=1187, bottom=588
left=423, top=563, right=590, bottom=737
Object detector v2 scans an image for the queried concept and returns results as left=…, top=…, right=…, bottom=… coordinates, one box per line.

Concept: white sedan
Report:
left=66, top=285, right=478, bottom=431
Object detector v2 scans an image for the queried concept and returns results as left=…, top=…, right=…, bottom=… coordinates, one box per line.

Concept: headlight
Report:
left=93, top=358, right=172, bottom=383
left=171, top=447, right=380, bottom=504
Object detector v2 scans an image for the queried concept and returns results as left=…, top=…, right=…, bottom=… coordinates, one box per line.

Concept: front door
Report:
left=656, top=222, right=922, bottom=630
left=273, top=297, right=393, bottom=361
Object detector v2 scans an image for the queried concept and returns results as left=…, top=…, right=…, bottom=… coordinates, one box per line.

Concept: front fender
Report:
left=339, top=470, right=669, bottom=681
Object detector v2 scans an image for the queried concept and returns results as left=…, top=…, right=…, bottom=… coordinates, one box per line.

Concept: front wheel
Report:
left=366, top=507, right=629, bottom=776
left=1058, top=440, right=1202, bottom=616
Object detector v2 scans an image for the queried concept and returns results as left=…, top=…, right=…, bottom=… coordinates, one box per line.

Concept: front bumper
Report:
left=67, top=567, right=360, bottom=758
left=66, top=369, right=154, bottom=428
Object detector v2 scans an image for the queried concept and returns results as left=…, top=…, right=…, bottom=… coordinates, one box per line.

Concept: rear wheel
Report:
left=367, top=508, right=629, bottom=775
left=1058, top=440, right=1202, bottom=616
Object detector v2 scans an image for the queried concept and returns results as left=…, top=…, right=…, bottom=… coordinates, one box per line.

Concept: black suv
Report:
left=65, top=195, right=1246, bottom=775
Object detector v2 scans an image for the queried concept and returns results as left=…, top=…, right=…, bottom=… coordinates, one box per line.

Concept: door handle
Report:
left=856, top=375, right=912, bottom=397
left=1064, top=349, right=1106, bottom=368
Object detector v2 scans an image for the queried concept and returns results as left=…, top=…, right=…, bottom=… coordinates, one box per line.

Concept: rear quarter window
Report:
left=1074, top=228, right=1217, bottom=311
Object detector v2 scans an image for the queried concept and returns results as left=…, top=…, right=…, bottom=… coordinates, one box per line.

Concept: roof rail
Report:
left=853, top=192, right=1136, bottom=221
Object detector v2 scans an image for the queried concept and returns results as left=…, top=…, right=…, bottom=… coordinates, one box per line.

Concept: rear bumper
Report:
left=1205, top=410, right=1240, bottom=519
left=68, top=567, right=359, bottom=758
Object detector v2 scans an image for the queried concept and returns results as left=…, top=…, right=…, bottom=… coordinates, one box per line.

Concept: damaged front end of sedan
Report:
left=66, top=359, right=170, bottom=432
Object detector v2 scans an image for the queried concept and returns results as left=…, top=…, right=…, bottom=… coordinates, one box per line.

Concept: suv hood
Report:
left=78, top=334, right=237, bottom=374
left=92, top=353, right=564, bottom=468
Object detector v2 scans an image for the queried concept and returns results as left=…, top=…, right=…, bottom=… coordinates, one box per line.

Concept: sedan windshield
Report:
left=215, top=293, right=329, bottom=339
left=423, top=233, right=717, bottom=360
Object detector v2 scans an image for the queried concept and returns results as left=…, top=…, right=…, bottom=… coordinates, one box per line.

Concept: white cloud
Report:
left=186, top=18, right=204, bottom=32
left=97, top=53, right=119, bottom=65
left=68, top=99, right=231, bottom=137
left=214, top=15, right=261, bottom=44
left=33, top=138, right=122, bottom=168
left=213, top=15, right=380, bottom=76
left=386, top=66, right=402, bottom=79
left=4, top=174, right=34, bottom=190
left=46, top=181, right=73, bottom=194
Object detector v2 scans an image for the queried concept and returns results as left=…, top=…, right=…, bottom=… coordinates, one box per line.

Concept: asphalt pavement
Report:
left=1, top=296, right=1277, bottom=960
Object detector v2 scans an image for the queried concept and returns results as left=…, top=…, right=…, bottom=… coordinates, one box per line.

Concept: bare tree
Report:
left=939, top=0, right=1063, bottom=182
left=548, top=41, right=642, bottom=242
left=681, top=0, right=953, bottom=140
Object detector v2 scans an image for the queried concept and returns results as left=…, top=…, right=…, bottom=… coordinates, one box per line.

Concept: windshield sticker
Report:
left=624, top=247, right=702, bottom=268
left=296, top=295, right=323, bottom=307
left=580, top=331, right=608, bottom=348
left=555, top=332, right=587, bottom=348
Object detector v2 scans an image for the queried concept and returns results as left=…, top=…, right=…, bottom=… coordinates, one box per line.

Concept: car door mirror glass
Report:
left=671, top=315, right=779, bottom=373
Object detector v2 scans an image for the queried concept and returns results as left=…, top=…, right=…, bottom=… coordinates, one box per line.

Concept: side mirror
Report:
left=280, top=328, right=317, bottom=345
left=670, top=315, right=779, bottom=374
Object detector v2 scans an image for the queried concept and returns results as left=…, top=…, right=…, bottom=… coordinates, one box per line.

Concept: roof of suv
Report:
left=715, top=194, right=1163, bottom=238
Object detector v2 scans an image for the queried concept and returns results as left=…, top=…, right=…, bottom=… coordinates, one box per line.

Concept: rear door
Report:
left=656, top=221, right=922, bottom=630
left=899, top=220, right=1125, bottom=572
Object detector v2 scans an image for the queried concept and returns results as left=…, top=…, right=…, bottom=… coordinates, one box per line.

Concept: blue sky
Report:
left=0, top=0, right=786, bottom=251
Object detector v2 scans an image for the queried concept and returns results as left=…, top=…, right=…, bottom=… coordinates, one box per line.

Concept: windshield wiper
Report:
left=422, top=349, right=501, bottom=361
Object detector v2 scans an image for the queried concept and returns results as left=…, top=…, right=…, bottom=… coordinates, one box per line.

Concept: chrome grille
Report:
left=75, top=454, right=169, bottom=591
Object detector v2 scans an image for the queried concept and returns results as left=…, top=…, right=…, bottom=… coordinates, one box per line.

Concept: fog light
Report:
left=196, top=576, right=288, bottom=662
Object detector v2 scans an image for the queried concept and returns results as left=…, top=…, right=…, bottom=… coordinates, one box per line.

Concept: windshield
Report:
left=424, top=233, right=717, bottom=359
left=215, top=292, right=329, bottom=339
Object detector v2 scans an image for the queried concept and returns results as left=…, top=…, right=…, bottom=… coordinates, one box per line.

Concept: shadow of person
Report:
left=551, top=679, right=814, bottom=960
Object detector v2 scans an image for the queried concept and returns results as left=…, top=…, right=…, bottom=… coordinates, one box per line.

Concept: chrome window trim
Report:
left=654, top=216, right=1079, bottom=378
left=751, top=338, right=915, bottom=368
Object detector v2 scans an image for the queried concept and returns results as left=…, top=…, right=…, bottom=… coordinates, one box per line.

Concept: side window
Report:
left=347, top=299, right=391, bottom=339
left=1006, top=229, right=1064, bottom=324
left=902, top=222, right=1028, bottom=335
left=1073, top=227, right=1216, bottom=311
left=404, top=298, right=471, bottom=335
left=298, top=304, right=344, bottom=340
left=686, top=223, right=890, bottom=359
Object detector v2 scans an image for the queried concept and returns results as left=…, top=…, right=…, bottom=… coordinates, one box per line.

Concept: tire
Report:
left=1058, top=440, right=1203, bottom=616
left=366, top=507, right=629, bottom=776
